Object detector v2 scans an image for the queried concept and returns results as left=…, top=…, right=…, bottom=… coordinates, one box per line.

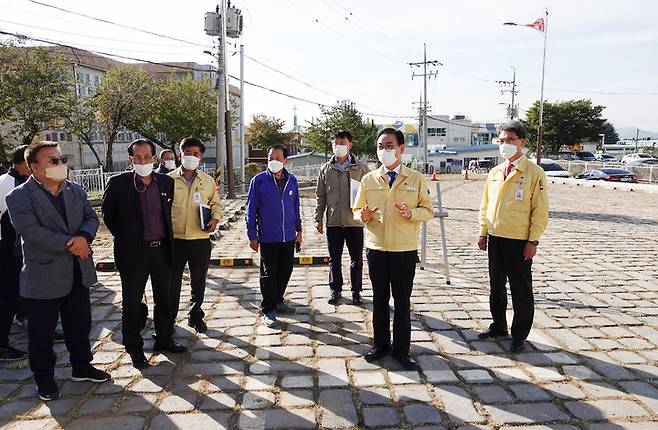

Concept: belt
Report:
left=145, top=240, right=165, bottom=247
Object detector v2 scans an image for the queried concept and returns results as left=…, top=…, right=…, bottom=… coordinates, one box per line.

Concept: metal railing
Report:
left=554, top=160, right=656, bottom=183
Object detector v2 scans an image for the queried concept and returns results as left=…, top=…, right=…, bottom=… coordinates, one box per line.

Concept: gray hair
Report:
left=498, top=120, right=527, bottom=139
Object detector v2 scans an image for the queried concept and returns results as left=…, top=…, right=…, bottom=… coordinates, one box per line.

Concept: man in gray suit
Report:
left=6, top=142, right=110, bottom=401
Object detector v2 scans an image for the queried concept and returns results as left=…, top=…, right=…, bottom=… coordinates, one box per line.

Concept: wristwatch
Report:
left=528, top=240, right=539, bottom=246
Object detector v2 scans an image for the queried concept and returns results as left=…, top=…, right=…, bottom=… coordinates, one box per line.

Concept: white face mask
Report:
left=133, top=163, right=154, bottom=177
left=182, top=155, right=200, bottom=170
left=268, top=160, right=284, bottom=173
left=45, top=164, right=68, bottom=182
left=499, top=143, right=519, bottom=159
left=333, top=145, right=348, bottom=158
left=164, top=160, right=176, bottom=170
left=377, top=148, right=398, bottom=167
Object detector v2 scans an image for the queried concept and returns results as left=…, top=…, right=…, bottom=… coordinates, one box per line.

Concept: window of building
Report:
left=427, top=127, right=446, bottom=137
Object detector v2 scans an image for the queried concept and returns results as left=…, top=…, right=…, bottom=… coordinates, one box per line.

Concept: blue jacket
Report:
left=246, top=169, right=302, bottom=243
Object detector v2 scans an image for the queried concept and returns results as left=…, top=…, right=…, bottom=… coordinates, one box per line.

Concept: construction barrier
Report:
left=96, top=255, right=330, bottom=272
left=295, top=256, right=330, bottom=266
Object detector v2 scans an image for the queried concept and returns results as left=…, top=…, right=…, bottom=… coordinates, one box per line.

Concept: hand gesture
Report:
left=477, top=236, right=487, bottom=251
left=360, top=204, right=379, bottom=223
left=250, top=239, right=259, bottom=252
left=394, top=202, right=412, bottom=219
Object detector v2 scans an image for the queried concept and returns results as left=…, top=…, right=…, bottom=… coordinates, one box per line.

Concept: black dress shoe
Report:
left=392, top=351, right=419, bottom=371
left=352, top=292, right=363, bottom=305
left=153, top=339, right=187, bottom=353
left=38, top=384, right=60, bottom=402
left=510, top=338, right=526, bottom=351
left=364, top=346, right=390, bottom=362
left=130, top=352, right=149, bottom=369
left=188, top=319, right=208, bottom=333
left=328, top=291, right=341, bottom=305
left=477, top=328, right=509, bottom=339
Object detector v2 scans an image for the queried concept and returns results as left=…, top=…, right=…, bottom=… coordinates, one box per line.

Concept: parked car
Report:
left=594, top=153, right=618, bottom=162
left=621, top=153, right=656, bottom=164
left=532, top=158, right=570, bottom=178
left=625, top=157, right=658, bottom=167
left=575, top=168, right=638, bottom=182
left=545, top=151, right=596, bottom=161
left=467, top=159, right=495, bottom=173
left=573, top=151, right=596, bottom=161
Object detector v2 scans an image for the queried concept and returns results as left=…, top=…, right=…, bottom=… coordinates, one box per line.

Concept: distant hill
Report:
left=617, top=127, right=658, bottom=140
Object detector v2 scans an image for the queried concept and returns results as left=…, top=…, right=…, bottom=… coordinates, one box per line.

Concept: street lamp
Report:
left=503, top=8, right=549, bottom=164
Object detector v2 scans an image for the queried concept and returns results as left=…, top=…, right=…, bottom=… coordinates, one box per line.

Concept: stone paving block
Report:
left=434, top=385, right=486, bottom=424
left=280, top=375, right=314, bottom=388
left=358, top=387, right=392, bottom=405
left=619, top=380, right=658, bottom=414
left=485, top=402, right=569, bottom=424
left=394, top=384, right=433, bottom=403
left=363, top=406, right=400, bottom=428
left=403, top=404, right=443, bottom=425
left=75, top=396, right=115, bottom=415
left=458, top=369, right=493, bottom=383
left=242, top=391, right=276, bottom=409
left=65, top=416, right=146, bottom=430
left=150, top=412, right=231, bottom=430
left=279, top=389, right=315, bottom=407
left=158, top=393, right=197, bottom=413
left=473, top=384, right=514, bottom=403
left=543, top=382, right=587, bottom=400
left=508, top=383, right=551, bottom=401
left=319, top=389, right=358, bottom=429
left=565, top=399, right=650, bottom=420
left=352, top=370, right=387, bottom=387
left=587, top=423, right=658, bottom=430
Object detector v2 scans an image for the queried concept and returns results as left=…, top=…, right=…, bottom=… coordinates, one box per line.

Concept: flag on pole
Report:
left=526, top=18, right=545, bottom=32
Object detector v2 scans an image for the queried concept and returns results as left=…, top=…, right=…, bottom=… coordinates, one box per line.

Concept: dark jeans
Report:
left=487, top=235, right=534, bottom=341
left=259, top=241, right=295, bottom=313
left=119, top=241, right=174, bottom=354
left=327, top=226, right=364, bottom=293
left=172, top=238, right=212, bottom=322
left=22, top=274, right=93, bottom=389
left=0, top=256, right=21, bottom=347
left=366, top=248, right=418, bottom=355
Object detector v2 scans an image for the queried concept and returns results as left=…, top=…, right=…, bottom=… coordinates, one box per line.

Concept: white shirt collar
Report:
left=385, top=164, right=401, bottom=175
left=506, top=156, right=522, bottom=168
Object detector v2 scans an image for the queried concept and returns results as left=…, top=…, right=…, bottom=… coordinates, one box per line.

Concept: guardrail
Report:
left=554, top=160, right=656, bottom=184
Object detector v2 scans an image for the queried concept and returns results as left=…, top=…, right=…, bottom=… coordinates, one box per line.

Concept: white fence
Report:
left=555, top=160, right=657, bottom=184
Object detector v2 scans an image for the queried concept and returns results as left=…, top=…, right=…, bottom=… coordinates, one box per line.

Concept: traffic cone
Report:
left=463, top=169, right=469, bottom=181
left=431, top=170, right=438, bottom=181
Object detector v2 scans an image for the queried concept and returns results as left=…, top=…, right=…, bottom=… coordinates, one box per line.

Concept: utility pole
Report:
left=497, top=66, right=518, bottom=119
left=409, top=43, right=441, bottom=173
left=635, top=128, right=640, bottom=152
left=239, top=43, right=245, bottom=185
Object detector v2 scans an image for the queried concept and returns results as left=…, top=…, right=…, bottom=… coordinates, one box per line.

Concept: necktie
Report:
left=387, top=171, right=397, bottom=188
left=504, top=163, right=515, bottom=178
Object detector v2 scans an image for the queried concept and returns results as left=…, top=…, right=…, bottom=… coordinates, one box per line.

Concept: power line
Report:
left=27, top=0, right=208, bottom=48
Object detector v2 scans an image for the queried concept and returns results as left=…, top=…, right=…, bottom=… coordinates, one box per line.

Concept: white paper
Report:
left=350, top=178, right=361, bottom=208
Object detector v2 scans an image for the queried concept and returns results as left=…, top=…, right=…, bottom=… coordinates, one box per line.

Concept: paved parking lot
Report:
left=1, top=177, right=657, bottom=429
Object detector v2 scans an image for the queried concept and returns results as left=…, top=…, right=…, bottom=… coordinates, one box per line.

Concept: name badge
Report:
left=404, top=185, right=417, bottom=191
left=193, top=192, right=201, bottom=204
left=514, top=188, right=524, bottom=201
left=289, top=190, right=293, bottom=196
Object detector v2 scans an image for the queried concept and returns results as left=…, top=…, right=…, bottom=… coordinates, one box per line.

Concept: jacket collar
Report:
left=329, top=154, right=357, bottom=166
left=25, top=177, right=73, bottom=232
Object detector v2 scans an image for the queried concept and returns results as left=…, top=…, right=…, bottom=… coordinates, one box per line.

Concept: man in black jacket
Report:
left=102, top=139, right=186, bottom=369
left=0, top=145, right=30, bottom=361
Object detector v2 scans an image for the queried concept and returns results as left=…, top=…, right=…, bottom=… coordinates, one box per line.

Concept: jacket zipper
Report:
left=271, top=173, right=290, bottom=242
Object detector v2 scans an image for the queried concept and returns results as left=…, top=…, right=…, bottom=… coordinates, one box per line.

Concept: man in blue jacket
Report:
left=246, top=144, right=302, bottom=326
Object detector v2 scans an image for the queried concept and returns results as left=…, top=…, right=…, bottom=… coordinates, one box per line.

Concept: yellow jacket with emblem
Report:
left=352, top=165, right=433, bottom=252
left=168, top=168, right=222, bottom=240
left=479, top=155, right=549, bottom=242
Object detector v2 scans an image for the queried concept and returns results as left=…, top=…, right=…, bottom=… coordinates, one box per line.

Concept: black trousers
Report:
left=0, top=256, right=21, bottom=347
left=119, top=241, right=174, bottom=354
left=367, top=249, right=417, bottom=355
left=22, top=273, right=92, bottom=389
left=487, top=235, right=534, bottom=340
left=172, top=238, right=212, bottom=322
left=327, top=226, right=364, bottom=293
left=259, top=241, right=295, bottom=313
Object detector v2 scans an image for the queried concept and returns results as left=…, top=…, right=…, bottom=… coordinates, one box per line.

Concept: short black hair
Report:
left=12, top=145, right=28, bottom=165
left=25, top=141, right=58, bottom=166
left=377, top=127, right=404, bottom=146
left=180, top=136, right=206, bottom=154
left=159, top=149, right=174, bottom=159
left=333, top=130, right=352, bottom=142
left=499, top=120, right=526, bottom=139
left=268, top=144, right=289, bottom=159
left=127, top=139, right=156, bottom=156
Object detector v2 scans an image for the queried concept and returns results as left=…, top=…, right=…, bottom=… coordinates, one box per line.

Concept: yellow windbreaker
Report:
left=479, top=155, right=549, bottom=242
left=353, top=165, right=433, bottom=252
left=169, top=168, right=222, bottom=240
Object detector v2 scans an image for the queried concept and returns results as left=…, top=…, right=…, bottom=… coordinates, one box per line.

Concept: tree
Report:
left=602, top=121, right=619, bottom=147
left=62, top=95, right=103, bottom=167
left=523, top=99, right=607, bottom=153
left=129, top=75, right=216, bottom=153
left=0, top=44, right=74, bottom=147
left=95, top=67, right=153, bottom=170
left=245, top=114, right=293, bottom=149
left=304, top=101, right=378, bottom=157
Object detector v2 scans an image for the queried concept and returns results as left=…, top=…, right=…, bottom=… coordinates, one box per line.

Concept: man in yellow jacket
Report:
left=169, top=137, right=222, bottom=333
left=353, top=128, right=433, bottom=370
left=478, top=121, right=549, bottom=351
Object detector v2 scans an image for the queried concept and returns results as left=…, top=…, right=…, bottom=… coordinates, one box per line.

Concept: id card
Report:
left=193, top=192, right=202, bottom=204
left=514, top=188, right=524, bottom=201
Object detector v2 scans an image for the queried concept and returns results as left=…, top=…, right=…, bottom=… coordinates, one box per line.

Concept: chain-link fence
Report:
left=554, top=160, right=657, bottom=183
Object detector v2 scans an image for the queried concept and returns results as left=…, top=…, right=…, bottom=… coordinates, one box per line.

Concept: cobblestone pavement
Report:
left=1, top=177, right=657, bottom=430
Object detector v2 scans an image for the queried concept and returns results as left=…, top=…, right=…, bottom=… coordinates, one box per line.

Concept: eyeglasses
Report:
left=495, top=138, right=520, bottom=144
left=132, top=155, right=155, bottom=162
left=47, top=156, right=68, bottom=165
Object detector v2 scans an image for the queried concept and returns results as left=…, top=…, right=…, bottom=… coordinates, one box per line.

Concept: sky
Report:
left=1, top=0, right=657, bottom=133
